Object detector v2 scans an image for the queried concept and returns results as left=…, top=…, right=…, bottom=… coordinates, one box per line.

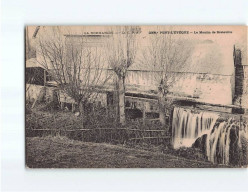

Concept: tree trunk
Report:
left=158, top=88, right=166, bottom=126
left=114, top=76, right=120, bottom=124
left=79, top=100, right=85, bottom=127
left=118, top=76, right=126, bottom=125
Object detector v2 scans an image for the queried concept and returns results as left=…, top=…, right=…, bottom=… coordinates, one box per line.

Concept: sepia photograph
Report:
left=25, top=25, right=248, bottom=168
left=2, top=0, right=248, bottom=192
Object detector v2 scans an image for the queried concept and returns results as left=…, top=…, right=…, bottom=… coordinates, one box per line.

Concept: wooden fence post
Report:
left=143, top=102, right=146, bottom=126
left=72, top=103, right=75, bottom=112
left=61, top=102, right=64, bottom=110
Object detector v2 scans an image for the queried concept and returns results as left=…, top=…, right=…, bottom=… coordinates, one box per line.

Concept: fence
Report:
left=26, top=127, right=171, bottom=146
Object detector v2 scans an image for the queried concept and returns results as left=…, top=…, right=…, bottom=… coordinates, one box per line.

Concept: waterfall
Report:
left=206, top=119, right=248, bottom=165
left=171, top=106, right=248, bottom=166
left=172, top=107, right=219, bottom=149
left=206, top=119, right=233, bottom=164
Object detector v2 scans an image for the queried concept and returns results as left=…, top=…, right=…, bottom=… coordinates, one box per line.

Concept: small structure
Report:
left=26, top=58, right=47, bottom=103
left=26, top=58, right=58, bottom=106
left=26, top=58, right=46, bottom=86
left=233, top=45, right=248, bottom=110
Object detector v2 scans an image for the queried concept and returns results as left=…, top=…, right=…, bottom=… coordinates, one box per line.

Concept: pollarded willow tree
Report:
left=139, top=28, right=193, bottom=125
left=106, top=26, right=141, bottom=125
left=36, top=27, right=111, bottom=124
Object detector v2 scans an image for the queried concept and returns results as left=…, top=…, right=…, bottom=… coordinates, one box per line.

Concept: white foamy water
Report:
left=206, top=120, right=233, bottom=164
left=171, top=107, right=248, bottom=165
left=206, top=119, right=248, bottom=165
left=172, top=107, right=219, bottom=149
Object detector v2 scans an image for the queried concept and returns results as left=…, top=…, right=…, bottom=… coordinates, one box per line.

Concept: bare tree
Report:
left=36, top=27, right=111, bottom=125
left=139, top=28, right=193, bottom=125
left=105, top=26, right=140, bottom=125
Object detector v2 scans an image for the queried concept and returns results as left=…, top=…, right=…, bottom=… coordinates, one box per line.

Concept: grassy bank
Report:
left=26, top=136, right=227, bottom=168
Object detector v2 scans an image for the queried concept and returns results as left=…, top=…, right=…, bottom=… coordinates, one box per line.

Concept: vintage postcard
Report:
left=25, top=25, right=248, bottom=168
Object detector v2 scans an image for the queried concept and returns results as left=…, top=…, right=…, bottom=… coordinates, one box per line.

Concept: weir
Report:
left=171, top=106, right=248, bottom=165
left=172, top=107, right=219, bottom=149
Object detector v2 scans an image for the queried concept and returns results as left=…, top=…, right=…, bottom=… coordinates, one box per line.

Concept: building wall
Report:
left=44, top=68, right=234, bottom=107
left=125, top=70, right=160, bottom=92
left=26, top=84, right=45, bottom=102
left=124, top=70, right=234, bottom=105
left=34, top=28, right=238, bottom=107
left=167, top=72, right=233, bottom=105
